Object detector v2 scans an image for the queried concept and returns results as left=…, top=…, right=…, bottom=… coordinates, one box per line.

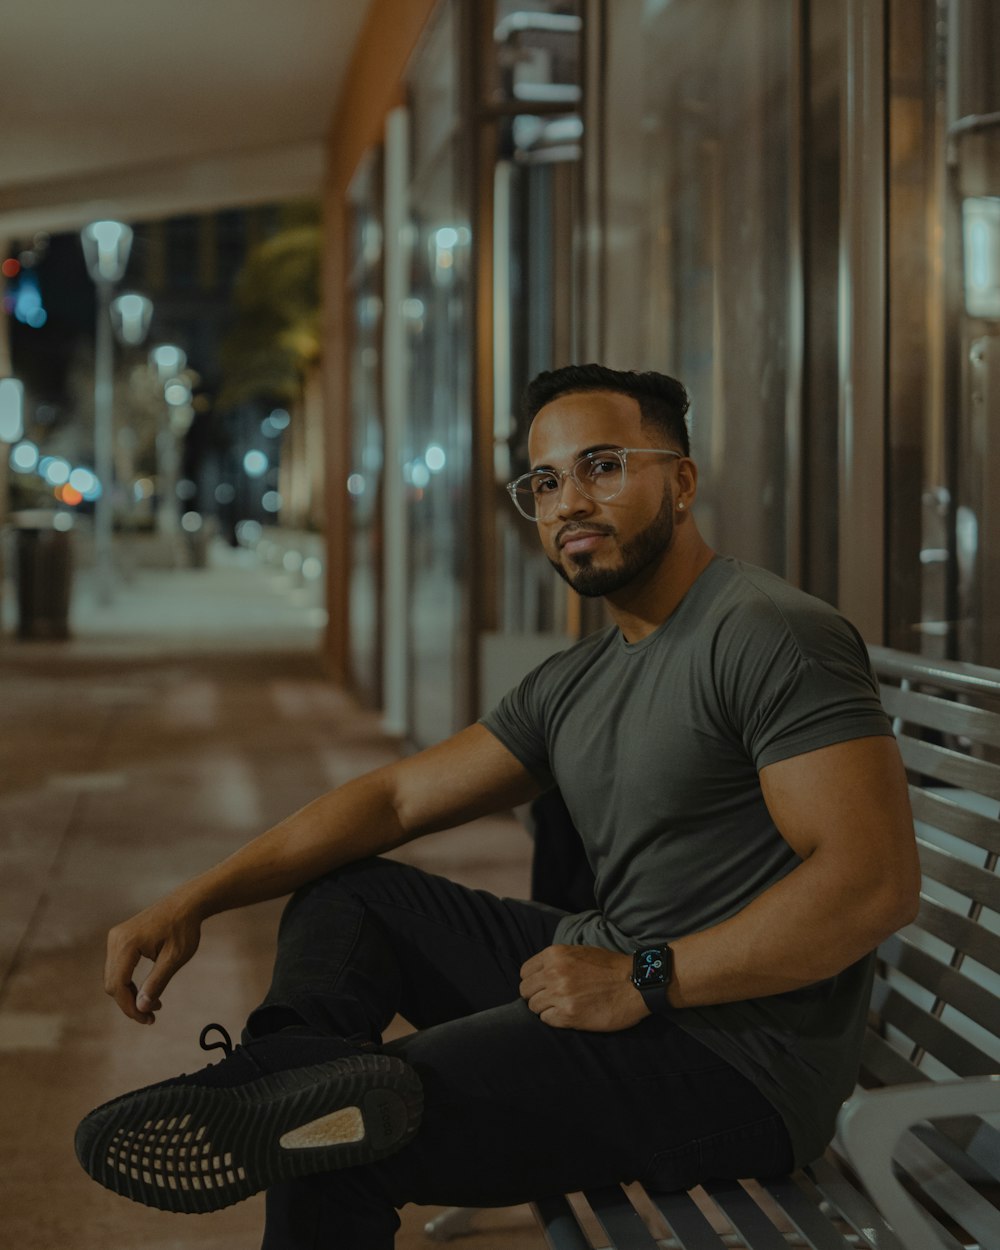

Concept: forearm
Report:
left=106, top=722, right=537, bottom=1024
left=170, top=770, right=412, bottom=922
left=662, top=736, right=921, bottom=1009
left=667, top=849, right=917, bottom=1008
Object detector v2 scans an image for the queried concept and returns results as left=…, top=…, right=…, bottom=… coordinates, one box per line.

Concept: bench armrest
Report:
left=835, top=1076, right=1000, bottom=1250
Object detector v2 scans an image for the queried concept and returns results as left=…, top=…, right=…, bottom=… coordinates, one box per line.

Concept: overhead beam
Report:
left=0, top=139, right=325, bottom=237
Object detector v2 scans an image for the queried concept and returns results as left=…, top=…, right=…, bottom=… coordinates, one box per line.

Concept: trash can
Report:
left=11, top=510, right=73, bottom=640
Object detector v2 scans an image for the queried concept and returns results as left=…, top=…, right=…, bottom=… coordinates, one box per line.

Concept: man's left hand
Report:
left=519, top=944, right=648, bottom=1031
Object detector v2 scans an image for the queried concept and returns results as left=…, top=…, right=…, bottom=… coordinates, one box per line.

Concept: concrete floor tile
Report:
left=0, top=550, right=541, bottom=1248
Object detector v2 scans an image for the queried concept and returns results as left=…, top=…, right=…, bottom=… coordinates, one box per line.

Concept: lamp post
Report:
left=0, top=376, right=24, bottom=444
left=110, top=294, right=153, bottom=568
left=148, top=345, right=188, bottom=545
left=0, top=375, right=24, bottom=569
left=80, top=220, right=133, bottom=605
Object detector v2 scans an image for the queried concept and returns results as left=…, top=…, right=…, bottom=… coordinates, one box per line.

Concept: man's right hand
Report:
left=104, top=896, right=203, bottom=1024
left=99, top=724, right=540, bottom=1024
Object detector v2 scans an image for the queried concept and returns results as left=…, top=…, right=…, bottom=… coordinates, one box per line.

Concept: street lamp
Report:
left=149, top=343, right=187, bottom=383
left=110, top=292, right=153, bottom=346
left=81, top=219, right=134, bottom=605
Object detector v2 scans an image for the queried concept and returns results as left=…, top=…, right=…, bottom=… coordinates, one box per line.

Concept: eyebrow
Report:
left=531, top=443, right=623, bottom=473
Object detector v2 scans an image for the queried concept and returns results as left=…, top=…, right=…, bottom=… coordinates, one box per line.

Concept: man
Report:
left=77, top=364, right=919, bottom=1249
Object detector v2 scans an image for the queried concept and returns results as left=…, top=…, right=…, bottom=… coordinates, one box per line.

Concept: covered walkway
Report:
left=0, top=543, right=538, bottom=1248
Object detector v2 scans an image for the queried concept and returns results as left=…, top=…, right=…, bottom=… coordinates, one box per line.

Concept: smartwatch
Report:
left=631, top=945, right=673, bottom=1015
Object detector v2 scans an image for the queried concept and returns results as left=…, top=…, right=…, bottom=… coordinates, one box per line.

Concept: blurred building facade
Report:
left=319, top=0, right=1000, bottom=747
left=2, top=0, right=997, bottom=749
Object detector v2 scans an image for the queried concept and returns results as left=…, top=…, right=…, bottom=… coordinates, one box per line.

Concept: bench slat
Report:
left=647, top=1190, right=734, bottom=1248
left=917, top=897, right=1000, bottom=973
left=805, top=1157, right=905, bottom=1249
left=896, top=1131, right=1000, bottom=1249
left=881, top=684, right=1000, bottom=748
left=898, top=737, right=1000, bottom=799
left=586, top=1186, right=661, bottom=1248
left=859, top=1031, right=924, bottom=1086
left=869, top=984, right=999, bottom=1075
left=870, top=646, right=1000, bottom=699
left=877, top=933, right=1000, bottom=1036
left=699, top=1181, right=795, bottom=1250
left=917, top=840, right=1000, bottom=911
left=909, top=787, right=1000, bottom=854
left=914, top=1120, right=1000, bottom=1187
left=759, top=1174, right=860, bottom=1249
left=530, top=1195, right=594, bottom=1250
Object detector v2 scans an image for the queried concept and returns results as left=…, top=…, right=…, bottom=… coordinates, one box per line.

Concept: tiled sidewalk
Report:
left=0, top=545, right=540, bottom=1249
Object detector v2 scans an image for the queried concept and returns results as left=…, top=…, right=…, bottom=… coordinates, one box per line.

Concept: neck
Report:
left=604, top=526, right=716, bottom=643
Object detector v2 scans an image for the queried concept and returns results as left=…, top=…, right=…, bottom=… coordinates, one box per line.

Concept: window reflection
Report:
left=601, top=0, right=794, bottom=576
left=347, top=151, right=385, bottom=707
left=405, top=0, right=473, bottom=745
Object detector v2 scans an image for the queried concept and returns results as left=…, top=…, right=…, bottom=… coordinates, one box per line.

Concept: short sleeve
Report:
left=479, top=666, right=557, bottom=788
left=717, top=601, right=893, bottom=770
left=747, top=656, right=893, bottom=768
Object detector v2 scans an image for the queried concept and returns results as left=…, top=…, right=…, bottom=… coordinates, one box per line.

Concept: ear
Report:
left=675, top=455, right=698, bottom=512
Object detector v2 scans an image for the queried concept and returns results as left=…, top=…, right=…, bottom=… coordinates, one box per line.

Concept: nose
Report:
left=555, top=473, right=594, bottom=517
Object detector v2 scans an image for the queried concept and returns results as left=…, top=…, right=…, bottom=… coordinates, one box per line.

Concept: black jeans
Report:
left=248, top=857, right=793, bottom=1250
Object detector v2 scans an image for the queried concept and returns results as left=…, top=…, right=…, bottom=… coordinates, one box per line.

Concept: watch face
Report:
left=635, top=948, right=668, bottom=986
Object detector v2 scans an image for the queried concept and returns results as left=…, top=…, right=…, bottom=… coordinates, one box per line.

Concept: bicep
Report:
left=759, top=735, right=919, bottom=887
left=382, top=723, right=543, bottom=837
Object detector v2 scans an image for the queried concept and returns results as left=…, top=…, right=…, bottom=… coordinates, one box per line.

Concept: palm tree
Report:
left=218, top=208, right=321, bottom=411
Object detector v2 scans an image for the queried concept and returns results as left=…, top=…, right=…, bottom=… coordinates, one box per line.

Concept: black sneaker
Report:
left=74, top=1024, right=422, bottom=1214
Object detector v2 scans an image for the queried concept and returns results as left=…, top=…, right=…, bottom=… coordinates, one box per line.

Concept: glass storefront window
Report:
left=405, top=0, right=474, bottom=744
left=346, top=151, right=385, bottom=707
left=599, top=0, right=796, bottom=578
left=887, top=0, right=1000, bottom=664
left=489, top=1, right=583, bottom=651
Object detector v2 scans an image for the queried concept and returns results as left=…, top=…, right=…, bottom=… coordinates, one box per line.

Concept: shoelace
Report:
left=198, top=1022, right=235, bottom=1058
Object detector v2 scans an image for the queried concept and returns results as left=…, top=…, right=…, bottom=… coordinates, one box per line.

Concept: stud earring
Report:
left=677, top=502, right=685, bottom=511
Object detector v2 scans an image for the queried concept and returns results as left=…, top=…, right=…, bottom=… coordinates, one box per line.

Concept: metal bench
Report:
left=426, top=645, right=1000, bottom=1249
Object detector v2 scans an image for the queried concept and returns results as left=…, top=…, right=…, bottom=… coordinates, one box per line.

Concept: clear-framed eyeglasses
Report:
left=506, top=447, right=682, bottom=521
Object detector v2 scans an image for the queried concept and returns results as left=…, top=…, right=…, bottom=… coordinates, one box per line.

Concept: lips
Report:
left=558, top=529, right=610, bottom=555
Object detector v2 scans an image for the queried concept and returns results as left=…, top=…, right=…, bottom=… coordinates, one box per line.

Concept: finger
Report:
left=526, top=989, right=553, bottom=1017
left=518, top=970, right=545, bottom=1001
left=519, top=955, right=540, bottom=980
left=104, top=943, right=151, bottom=1024
left=537, top=1004, right=568, bottom=1029
left=135, top=949, right=181, bottom=1016
left=519, top=947, right=554, bottom=979
left=135, top=988, right=163, bottom=1015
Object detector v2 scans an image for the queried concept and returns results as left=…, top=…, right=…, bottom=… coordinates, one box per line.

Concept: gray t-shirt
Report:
left=481, top=556, right=893, bottom=1165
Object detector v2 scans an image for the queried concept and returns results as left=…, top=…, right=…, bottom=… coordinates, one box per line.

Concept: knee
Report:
left=285, top=857, right=384, bottom=906
left=279, top=856, right=406, bottom=931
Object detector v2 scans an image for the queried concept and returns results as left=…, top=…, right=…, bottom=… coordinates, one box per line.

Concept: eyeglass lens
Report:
left=518, top=450, right=626, bottom=518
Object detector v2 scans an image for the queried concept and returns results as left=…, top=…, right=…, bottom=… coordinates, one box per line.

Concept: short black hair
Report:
left=521, top=364, right=691, bottom=456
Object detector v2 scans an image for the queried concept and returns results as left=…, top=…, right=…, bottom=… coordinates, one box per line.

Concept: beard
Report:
left=548, top=492, right=676, bottom=598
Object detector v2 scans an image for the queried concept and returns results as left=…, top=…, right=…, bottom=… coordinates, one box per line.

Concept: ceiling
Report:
left=0, top=0, right=374, bottom=241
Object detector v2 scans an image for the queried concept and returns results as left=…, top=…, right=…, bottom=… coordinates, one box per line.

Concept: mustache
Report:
left=555, top=522, right=615, bottom=549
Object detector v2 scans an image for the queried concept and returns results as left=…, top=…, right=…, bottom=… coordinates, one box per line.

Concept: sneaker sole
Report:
left=74, top=1052, right=422, bottom=1214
